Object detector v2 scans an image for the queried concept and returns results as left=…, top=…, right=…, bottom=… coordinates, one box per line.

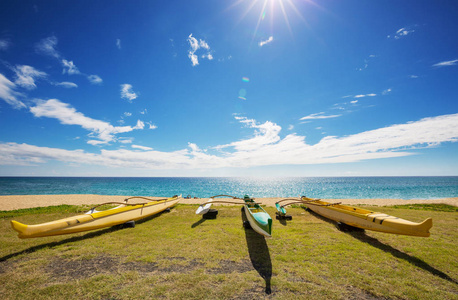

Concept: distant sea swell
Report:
left=0, top=177, right=457, bottom=199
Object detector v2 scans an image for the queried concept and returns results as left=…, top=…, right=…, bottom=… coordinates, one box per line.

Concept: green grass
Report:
left=0, top=204, right=117, bottom=219
left=390, top=204, right=457, bottom=212
left=0, top=204, right=457, bottom=299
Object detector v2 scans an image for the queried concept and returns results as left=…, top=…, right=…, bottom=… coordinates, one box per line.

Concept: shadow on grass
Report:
left=1, top=208, right=171, bottom=263
left=242, top=208, right=272, bottom=295
left=348, top=231, right=457, bottom=284
left=191, top=218, right=207, bottom=228
left=277, top=215, right=288, bottom=226
left=303, top=207, right=458, bottom=284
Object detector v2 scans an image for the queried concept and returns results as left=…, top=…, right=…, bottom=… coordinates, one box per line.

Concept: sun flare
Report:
left=230, top=0, right=318, bottom=41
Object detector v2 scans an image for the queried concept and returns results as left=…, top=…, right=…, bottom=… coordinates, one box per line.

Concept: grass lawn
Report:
left=1, top=204, right=457, bottom=299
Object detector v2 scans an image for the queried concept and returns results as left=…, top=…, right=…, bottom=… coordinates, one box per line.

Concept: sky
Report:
left=0, top=0, right=457, bottom=177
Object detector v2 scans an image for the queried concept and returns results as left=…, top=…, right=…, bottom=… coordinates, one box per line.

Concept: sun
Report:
left=229, top=0, right=318, bottom=41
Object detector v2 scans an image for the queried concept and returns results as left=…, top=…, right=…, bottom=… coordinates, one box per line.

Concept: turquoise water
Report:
left=0, top=177, right=457, bottom=199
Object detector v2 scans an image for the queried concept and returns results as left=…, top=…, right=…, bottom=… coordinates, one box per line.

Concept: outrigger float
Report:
left=275, top=196, right=432, bottom=237
left=11, top=195, right=181, bottom=239
left=196, top=195, right=272, bottom=237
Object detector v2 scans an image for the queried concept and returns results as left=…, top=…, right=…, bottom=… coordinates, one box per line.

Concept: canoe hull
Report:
left=303, top=199, right=432, bottom=237
left=11, top=197, right=180, bottom=238
left=244, top=205, right=272, bottom=238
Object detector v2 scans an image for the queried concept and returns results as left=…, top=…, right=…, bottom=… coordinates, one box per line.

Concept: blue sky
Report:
left=0, top=0, right=457, bottom=177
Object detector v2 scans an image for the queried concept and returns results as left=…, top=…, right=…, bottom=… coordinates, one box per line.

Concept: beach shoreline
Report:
left=0, top=194, right=456, bottom=211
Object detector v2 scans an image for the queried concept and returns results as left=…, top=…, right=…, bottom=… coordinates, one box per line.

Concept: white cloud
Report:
left=187, top=34, right=213, bottom=66
left=35, top=36, right=60, bottom=58
left=382, top=88, right=392, bottom=95
left=0, top=73, right=26, bottom=109
left=116, top=39, right=121, bottom=49
left=88, top=74, right=102, bottom=84
left=62, top=59, right=80, bottom=75
left=121, top=84, right=138, bottom=102
left=36, top=36, right=101, bottom=82
left=388, top=27, right=415, bottom=39
left=215, top=116, right=282, bottom=152
left=54, top=81, right=78, bottom=88
left=259, top=36, right=274, bottom=47
left=146, top=122, right=157, bottom=129
left=29, top=99, right=145, bottom=145
left=2, top=114, right=457, bottom=170
left=354, top=93, right=377, bottom=98
left=118, top=138, right=133, bottom=144
left=0, top=39, right=10, bottom=51
left=132, top=145, right=153, bottom=151
left=124, top=112, right=132, bottom=117
left=13, top=65, right=47, bottom=90
left=300, top=112, right=342, bottom=121
left=432, top=59, right=458, bottom=67
left=199, top=40, right=210, bottom=50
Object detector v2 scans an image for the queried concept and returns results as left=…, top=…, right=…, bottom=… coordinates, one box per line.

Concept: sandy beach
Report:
left=0, top=194, right=456, bottom=211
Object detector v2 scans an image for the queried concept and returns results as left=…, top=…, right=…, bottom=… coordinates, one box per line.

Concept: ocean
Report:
left=0, top=177, right=457, bottom=199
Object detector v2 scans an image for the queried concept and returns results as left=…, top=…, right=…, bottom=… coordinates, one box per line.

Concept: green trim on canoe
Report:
left=275, top=203, right=286, bottom=215
left=246, top=204, right=272, bottom=236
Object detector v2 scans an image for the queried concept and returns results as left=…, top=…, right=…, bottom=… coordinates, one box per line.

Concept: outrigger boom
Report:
left=196, top=195, right=272, bottom=237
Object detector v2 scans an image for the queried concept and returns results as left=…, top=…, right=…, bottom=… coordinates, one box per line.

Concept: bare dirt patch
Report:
left=206, top=259, right=253, bottom=274
left=44, top=255, right=207, bottom=281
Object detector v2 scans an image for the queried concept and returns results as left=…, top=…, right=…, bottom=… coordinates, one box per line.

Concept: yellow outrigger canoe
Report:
left=276, top=196, right=432, bottom=237
left=11, top=195, right=181, bottom=239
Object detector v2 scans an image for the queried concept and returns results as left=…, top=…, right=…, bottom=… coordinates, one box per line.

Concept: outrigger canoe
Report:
left=276, top=196, right=432, bottom=237
left=11, top=195, right=181, bottom=239
left=196, top=195, right=272, bottom=237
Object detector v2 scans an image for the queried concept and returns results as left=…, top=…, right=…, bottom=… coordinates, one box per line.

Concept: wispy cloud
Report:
left=187, top=34, right=213, bottom=66
left=36, top=36, right=102, bottom=83
left=432, top=59, right=458, bottom=67
left=29, top=99, right=145, bottom=145
left=62, top=59, right=80, bottom=75
left=35, top=36, right=60, bottom=58
left=358, top=54, right=376, bottom=71
left=88, top=75, right=102, bottom=84
left=2, top=114, right=457, bottom=169
left=300, top=112, right=342, bottom=121
left=388, top=27, right=415, bottom=39
left=215, top=116, right=281, bottom=151
left=259, top=36, right=273, bottom=47
left=354, top=93, right=376, bottom=98
left=53, top=81, right=78, bottom=88
left=120, top=84, right=138, bottom=102
left=382, top=88, right=392, bottom=95
left=116, top=39, right=121, bottom=49
left=13, top=65, right=47, bottom=90
left=0, top=73, right=26, bottom=109
left=132, top=145, right=153, bottom=151
left=0, top=39, right=11, bottom=51
left=146, top=122, right=157, bottom=129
